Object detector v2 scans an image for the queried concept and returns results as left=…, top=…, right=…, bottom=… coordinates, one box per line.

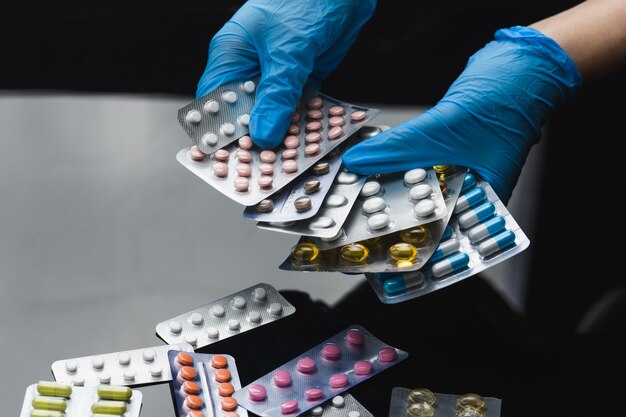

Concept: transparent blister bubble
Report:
left=388, top=387, right=501, bottom=417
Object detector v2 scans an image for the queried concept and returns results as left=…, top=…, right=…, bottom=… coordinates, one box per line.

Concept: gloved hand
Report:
left=343, top=26, right=582, bottom=204
left=197, top=0, right=376, bottom=148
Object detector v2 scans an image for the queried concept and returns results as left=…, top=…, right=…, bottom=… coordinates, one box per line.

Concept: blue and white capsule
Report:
left=441, top=225, right=453, bottom=241
left=457, top=201, right=496, bottom=229
left=461, top=173, right=476, bottom=193
left=478, top=230, right=516, bottom=257
left=431, top=252, right=470, bottom=278
left=382, top=272, right=425, bottom=295
left=454, top=187, right=487, bottom=214
left=429, top=239, right=461, bottom=263
left=468, top=216, right=506, bottom=243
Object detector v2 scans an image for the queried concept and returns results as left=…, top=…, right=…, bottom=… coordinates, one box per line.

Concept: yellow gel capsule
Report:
left=407, top=388, right=436, bottom=406
left=457, top=393, right=485, bottom=409
left=389, top=243, right=418, bottom=262
left=36, top=381, right=72, bottom=398
left=91, top=400, right=127, bottom=415
left=32, top=397, right=67, bottom=412
left=456, top=407, right=483, bottom=417
left=400, top=226, right=430, bottom=245
left=291, top=242, right=319, bottom=262
left=30, top=411, right=65, bottom=417
left=433, top=165, right=449, bottom=173
left=439, top=180, right=447, bottom=194
left=97, top=386, right=132, bottom=401
left=407, top=402, right=434, bottom=417
left=339, top=243, right=369, bottom=262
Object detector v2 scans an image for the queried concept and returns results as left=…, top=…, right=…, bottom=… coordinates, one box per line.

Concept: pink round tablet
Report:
left=273, top=370, right=292, bottom=388
left=259, top=163, right=274, bottom=175
left=346, top=329, right=364, bottom=346
left=353, top=360, right=372, bottom=375
left=258, top=176, right=273, bottom=188
left=305, top=388, right=323, bottom=401
left=238, top=135, right=253, bottom=150
left=280, top=400, right=298, bottom=414
left=305, top=132, right=321, bottom=143
left=328, top=105, right=344, bottom=116
left=214, top=149, right=230, bottom=162
left=291, top=112, right=300, bottom=123
left=282, top=160, right=298, bottom=174
left=296, top=357, right=316, bottom=374
left=287, top=124, right=300, bottom=135
left=329, top=373, right=348, bottom=389
left=304, top=143, right=320, bottom=156
left=236, top=164, right=251, bottom=177
left=236, top=149, right=252, bottom=163
left=234, top=177, right=249, bottom=192
left=248, top=384, right=267, bottom=401
left=306, top=97, right=323, bottom=110
left=213, top=162, right=228, bottom=178
left=350, top=110, right=367, bottom=122
left=378, top=347, right=397, bottom=362
left=306, top=109, right=323, bottom=120
left=328, top=116, right=344, bottom=127
left=281, top=149, right=298, bottom=160
left=321, top=343, right=341, bottom=361
left=327, top=126, right=343, bottom=140
left=260, top=150, right=277, bottom=163
left=305, top=121, right=322, bottom=132
left=283, top=135, right=300, bottom=149
left=190, top=146, right=206, bottom=161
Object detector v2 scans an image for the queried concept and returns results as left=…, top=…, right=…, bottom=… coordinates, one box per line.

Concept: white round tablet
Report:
left=362, top=197, right=386, bottom=214
left=221, top=122, right=236, bottom=136
left=228, top=319, right=240, bottom=331
left=92, top=356, right=105, bottom=370
left=311, top=406, right=324, bottom=416
left=207, top=327, right=219, bottom=339
left=404, top=168, right=427, bottom=184
left=233, top=296, right=247, bottom=309
left=118, top=352, right=131, bottom=366
left=203, top=100, right=219, bottom=114
left=72, top=376, right=85, bottom=386
left=222, top=91, right=237, bottom=103
left=332, top=395, right=345, bottom=407
left=142, top=349, right=156, bottom=363
left=169, top=321, right=183, bottom=334
left=123, top=370, right=136, bottom=382
left=248, top=311, right=262, bottom=323
left=185, top=110, right=202, bottom=124
left=184, top=335, right=197, bottom=346
left=269, top=303, right=283, bottom=316
left=211, top=305, right=225, bottom=317
left=190, top=312, right=204, bottom=326
left=414, top=199, right=436, bottom=216
left=242, top=80, right=256, bottom=93
left=348, top=411, right=361, bottom=417
left=309, top=216, right=335, bottom=229
left=65, top=360, right=78, bottom=373
left=238, top=113, right=250, bottom=126
left=150, top=366, right=163, bottom=378
left=325, top=194, right=348, bottom=208
left=337, top=172, right=358, bottom=184
left=367, top=213, right=390, bottom=230
left=98, top=373, right=111, bottom=384
left=201, top=132, right=218, bottom=147
left=253, top=287, right=267, bottom=301
left=360, top=181, right=381, bottom=197
left=410, top=183, right=433, bottom=201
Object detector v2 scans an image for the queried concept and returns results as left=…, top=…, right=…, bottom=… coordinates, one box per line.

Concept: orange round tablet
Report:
left=187, top=411, right=205, bottom=417
left=182, top=381, right=200, bottom=395
left=221, top=397, right=238, bottom=411
left=177, top=352, right=194, bottom=367
left=218, top=382, right=235, bottom=397
left=211, top=355, right=228, bottom=369
left=224, top=413, right=239, bottom=417
left=179, top=366, right=197, bottom=381
left=215, top=369, right=231, bottom=383
left=185, top=395, right=203, bottom=410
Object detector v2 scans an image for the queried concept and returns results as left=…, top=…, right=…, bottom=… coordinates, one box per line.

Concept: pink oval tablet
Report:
left=307, top=97, right=323, bottom=110
left=296, top=357, right=316, bottom=374
left=328, top=116, right=345, bottom=127
left=305, top=388, right=323, bottom=401
left=259, top=163, right=274, bottom=175
left=321, top=344, right=341, bottom=361
left=305, top=121, right=322, bottom=132
left=280, top=400, right=298, bottom=414
left=282, top=149, right=298, bottom=160
left=306, top=109, right=323, bottom=120
left=260, top=150, right=276, bottom=163
left=291, top=112, right=300, bottom=123
left=346, top=329, right=364, bottom=346
left=234, top=177, right=249, bottom=192
left=236, top=164, right=251, bottom=177
left=328, top=105, right=344, bottom=116
left=238, top=135, right=253, bottom=150
left=304, top=143, right=320, bottom=156
left=327, top=126, right=343, bottom=140
left=378, top=347, right=397, bottom=362
left=353, top=360, right=372, bottom=375
left=305, top=132, right=321, bottom=143
left=214, top=149, right=230, bottom=162
left=190, top=146, right=206, bottom=161
left=274, top=370, right=292, bottom=387
left=258, top=176, right=273, bottom=188
left=282, top=160, right=298, bottom=174
left=350, top=110, right=367, bottom=122
left=248, top=384, right=267, bottom=401
left=236, top=149, right=252, bottom=163
left=287, top=124, right=300, bottom=135
left=329, top=373, right=348, bottom=388
left=213, top=162, right=228, bottom=178
left=283, top=135, right=300, bottom=149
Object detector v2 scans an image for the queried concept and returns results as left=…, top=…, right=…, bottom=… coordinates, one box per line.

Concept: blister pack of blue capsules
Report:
left=366, top=171, right=530, bottom=303
left=389, top=387, right=501, bottom=417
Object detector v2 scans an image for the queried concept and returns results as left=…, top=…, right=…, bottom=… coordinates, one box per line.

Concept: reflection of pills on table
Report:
left=177, top=352, right=194, bottom=366
left=305, top=132, right=321, bottom=143
left=305, top=388, right=323, bottom=401
left=234, top=177, right=250, bottom=192
left=238, top=135, right=253, bottom=150
left=236, top=149, right=252, bottom=163
left=329, top=116, right=345, bottom=127
left=253, top=287, right=267, bottom=300
left=236, top=164, right=252, bottom=177
left=213, top=162, right=228, bottom=178
left=186, top=110, right=202, bottom=124
left=350, top=110, right=366, bottom=122
left=346, top=329, right=364, bottom=346
left=294, top=196, right=312, bottom=212
left=259, top=163, right=274, bottom=175
left=221, top=397, right=238, bottom=412
left=309, top=216, right=335, bottom=230
left=304, top=179, right=321, bottom=194
left=190, top=146, right=206, bottom=161
left=288, top=124, right=300, bottom=135
left=328, top=105, right=344, bottom=116
left=211, top=305, right=225, bottom=317
left=311, top=406, right=324, bottom=416
left=203, top=100, right=219, bottom=114
left=183, top=381, right=200, bottom=395
left=220, top=123, right=236, bottom=136
left=258, top=176, right=274, bottom=188
left=283, top=135, right=300, bottom=149
left=65, top=360, right=78, bottom=373
left=378, top=347, right=397, bottom=362
left=142, top=349, right=156, bottom=363
left=296, top=357, right=316, bottom=374
left=282, top=160, right=298, bottom=173
left=307, top=109, right=323, bottom=119
left=150, top=366, right=162, bottom=378
left=190, top=313, right=204, bottom=326
left=307, top=97, right=323, bottom=109
left=281, top=149, right=298, bottom=160
left=215, top=368, right=232, bottom=383
left=228, top=319, right=241, bottom=331
left=238, top=113, right=250, bottom=126
left=410, top=184, right=432, bottom=201
left=222, top=91, right=237, bottom=104
left=322, top=343, right=341, bottom=360
left=232, top=296, right=246, bottom=309
left=404, top=168, right=427, bottom=184
left=328, top=126, right=343, bottom=139
left=363, top=197, right=386, bottom=214
left=242, top=80, right=256, bottom=93
left=260, top=150, right=277, bottom=163
left=218, top=382, right=235, bottom=397
left=337, top=172, right=358, bottom=184
left=207, top=327, right=219, bottom=339
left=368, top=213, right=390, bottom=230
left=202, top=133, right=218, bottom=147
left=306, top=121, right=322, bottom=132
left=256, top=199, right=274, bottom=213
left=325, top=194, right=348, bottom=208
left=248, top=311, right=261, bottom=323
left=92, top=356, right=105, bottom=370
left=170, top=321, right=183, bottom=334
left=353, top=360, right=372, bottom=375
left=214, top=149, right=230, bottom=162
left=273, top=370, right=292, bottom=387
left=361, top=181, right=381, bottom=197
left=414, top=199, right=436, bottom=217
left=281, top=400, right=298, bottom=414
left=312, top=161, right=330, bottom=175
left=248, top=384, right=267, bottom=401
left=269, top=303, right=283, bottom=316
left=305, top=143, right=320, bottom=156
left=185, top=395, right=203, bottom=410
left=179, top=366, right=197, bottom=381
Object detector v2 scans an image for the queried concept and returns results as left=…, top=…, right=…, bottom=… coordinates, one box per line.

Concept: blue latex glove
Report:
left=343, top=26, right=582, bottom=204
left=196, top=0, right=376, bottom=148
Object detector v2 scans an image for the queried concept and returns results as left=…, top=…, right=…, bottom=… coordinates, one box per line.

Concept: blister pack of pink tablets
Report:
left=167, top=351, right=247, bottom=417
left=155, top=283, right=296, bottom=350
left=389, top=387, right=501, bottom=417
left=304, top=394, right=373, bottom=417
left=51, top=343, right=194, bottom=387
left=232, top=325, right=408, bottom=417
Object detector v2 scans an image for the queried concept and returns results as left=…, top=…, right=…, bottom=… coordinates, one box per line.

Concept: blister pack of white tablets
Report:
left=155, top=283, right=296, bottom=349
left=366, top=171, right=530, bottom=304
left=51, top=343, right=194, bottom=387
left=178, top=77, right=260, bottom=154
left=176, top=90, right=379, bottom=206
left=305, top=394, right=373, bottom=417
left=167, top=351, right=247, bottom=417
left=232, top=325, right=408, bottom=417
left=389, top=387, right=501, bottom=417
left=20, top=381, right=142, bottom=417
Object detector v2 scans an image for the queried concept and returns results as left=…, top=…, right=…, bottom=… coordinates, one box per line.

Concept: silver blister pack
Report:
left=178, top=77, right=260, bottom=154
left=232, top=324, right=408, bottom=417
left=155, top=283, right=296, bottom=349
left=20, top=382, right=142, bottom=417
left=366, top=172, right=530, bottom=304
left=167, top=351, right=247, bottom=417
left=51, top=343, right=194, bottom=387
left=176, top=91, right=379, bottom=206
left=389, top=387, right=501, bottom=417
left=304, top=394, right=373, bottom=417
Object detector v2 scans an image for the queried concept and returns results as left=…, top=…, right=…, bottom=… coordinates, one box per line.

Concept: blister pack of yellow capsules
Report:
left=389, top=387, right=501, bottom=417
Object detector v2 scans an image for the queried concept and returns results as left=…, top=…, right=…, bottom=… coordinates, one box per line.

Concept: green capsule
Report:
left=407, top=388, right=436, bottom=406
left=30, top=411, right=65, bottom=417
left=91, top=400, right=127, bottom=415
left=31, top=396, right=67, bottom=412
left=457, top=393, right=485, bottom=409
left=456, top=406, right=483, bottom=417
left=36, top=381, right=72, bottom=398
left=339, top=243, right=369, bottom=262
left=97, top=386, right=132, bottom=401
left=407, top=401, right=434, bottom=417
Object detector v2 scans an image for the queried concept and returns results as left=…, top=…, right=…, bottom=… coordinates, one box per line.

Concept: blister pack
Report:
left=19, top=381, right=142, bottom=417
left=155, top=283, right=296, bottom=350
left=389, top=387, right=501, bottom=417
left=304, top=394, right=373, bottom=417
left=366, top=171, right=530, bottom=303
left=232, top=325, right=408, bottom=417
left=51, top=343, right=194, bottom=387
left=178, top=77, right=260, bottom=154
left=176, top=91, right=379, bottom=206
left=167, top=351, right=247, bottom=417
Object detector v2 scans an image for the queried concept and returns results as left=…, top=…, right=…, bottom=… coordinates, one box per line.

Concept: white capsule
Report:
left=232, top=296, right=247, bottom=309
left=362, top=197, right=386, bottom=214
left=228, top=319, right=240, bottom=331
left=185, top=110, right=202, bottom=124
left=337, top=172, right=359, bottom=184
left=414, top=199, right=436, bottom=217
left=203, top=100, right=219, bottom=114
left=118, top=352, right=131, bottom=366
left=360, top=181, right=381, bottom=197
left=207, top=327, right=219, bottom=339
left=201, top=132, right=218, bottom=147
left=242, top=80, right=256, bottom=93
left=238, top=113, right=250, bottom=126
left=404, top=168, right=427, bottom=184
left=142, top=349, right=156, bottom=363
left=150, top=366, right=163, bottom=378
left=169, top=321, right=182, bottom=334
left=220, top=122, right=236, bottom=136
left=248, top=311, right=262, bottom=323
left=309, top=216, right=335, bottom=229
left=222, top=91, right=237, bottom=103
left=367, top=213, right=390, bottom=230
left=269, top=303, right=283, bottom=316
left=190, top=312, right=204, bottom=326
left=409, top=183, right=432, bottom=201
left=325, top=194, right=348, bottom=208
left=211, top=305, right=225, bottom=317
